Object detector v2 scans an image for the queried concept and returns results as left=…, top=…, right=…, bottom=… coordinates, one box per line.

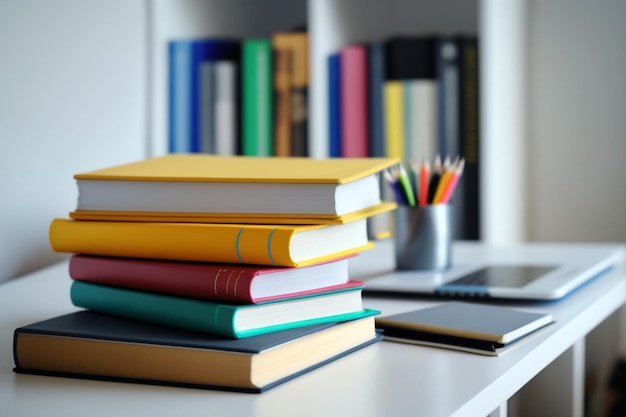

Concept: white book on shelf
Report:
left=407, top=80, right=437, bottom=164
left=214, top=61, right=237, bottom=156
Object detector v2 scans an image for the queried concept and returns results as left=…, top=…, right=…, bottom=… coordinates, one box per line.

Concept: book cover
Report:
left=69, top=280, right=377, bottom=338
left=68, top=154, right=399, bottom=223
left=375, top=301, right=554, bottom=356
left=49, top=217, right=375, bottom=267
left=340, top=45, right=369, bottom=157
left=168, top=40, right=193, bottom=153
left=13, top=310, right=381, bottom=393
left=242, top=38, right=273, bottom=156
left=328, top=52, right=342, bottom=157
left=68, top=254, right=358, bottom=304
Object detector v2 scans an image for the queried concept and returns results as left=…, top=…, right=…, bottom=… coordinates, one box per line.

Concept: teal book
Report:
left=70, top=281, right=377, bottom=338
left=241, top=38, right=273, bottom=156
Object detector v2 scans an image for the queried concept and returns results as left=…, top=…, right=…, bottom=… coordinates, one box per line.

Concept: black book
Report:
left=14, top=310, right=380, bottom=393
left=384, top=36, right=437, bottom=80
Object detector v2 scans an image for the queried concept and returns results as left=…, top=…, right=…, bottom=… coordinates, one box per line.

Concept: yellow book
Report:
left=49, top=217, right=374, bottom=267
left=70, top=154, right=399, bottom=224
left=384, top=81, right=405, bottom=162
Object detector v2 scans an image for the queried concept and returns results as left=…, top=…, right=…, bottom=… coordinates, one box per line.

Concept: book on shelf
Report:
left=69, top=280, right=376, bottom=338
left=328, top=51, right=342, bottom=157
left=191, top=39, right=240, bottom=154
left=367, top=41, right=386, bottom=158
left=384, top=36, right=438, bottom=165
left=383, top=79, right=405, bottom=162
left=242, top=38, right=273, bottom=156
left=168, top=40, right=193, bottom=153
left=436, top=35, right=463, bottom=240
left=375, top=301, right=554, bottom=356
left=210, top=61, right=240, bottom=155
left=67, top=154, right=398, bottom=224
left=340, top=45, right=369, bottom=157
left=459, top=35, right=481, bottom=240
left=168, top=38, right=239, bottom=154
left=13, top=310, right=381, bottom=393
left=272, top=31, right=309, bottom=157
left=49, top=217, right=374, bottom=267
left=68, top=254, right=357, bottom=304
left=272, top=37, right=292, bottom=157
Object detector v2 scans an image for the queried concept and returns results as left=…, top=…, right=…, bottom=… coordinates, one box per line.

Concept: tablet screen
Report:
left=446, top=266, right=558, bottom=288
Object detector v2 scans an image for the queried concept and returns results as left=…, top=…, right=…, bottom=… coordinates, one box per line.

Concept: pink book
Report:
left=341, top=46, right=369, bottom=157
left=68, top=254, right=360, bottom=304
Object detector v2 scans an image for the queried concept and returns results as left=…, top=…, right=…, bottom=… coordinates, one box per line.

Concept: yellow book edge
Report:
left=69, top=201, right=397, bottom=225
left=73, top=154, right=401, bottom=185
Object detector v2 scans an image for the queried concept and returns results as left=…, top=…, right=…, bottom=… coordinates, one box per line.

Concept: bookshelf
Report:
left=148, top=0, right=626, bottom=247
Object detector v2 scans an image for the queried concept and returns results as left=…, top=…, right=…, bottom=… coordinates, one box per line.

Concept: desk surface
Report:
left=1, top=242, right=625, bottom=417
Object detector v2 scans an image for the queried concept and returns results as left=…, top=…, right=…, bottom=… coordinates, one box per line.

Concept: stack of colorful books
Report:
left=13, top=154, right=399, bottom=393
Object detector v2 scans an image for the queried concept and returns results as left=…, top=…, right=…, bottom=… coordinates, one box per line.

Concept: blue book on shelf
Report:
left=168, top=40, right=193, bottom=153
left=328, top=52, right=342, bottom=157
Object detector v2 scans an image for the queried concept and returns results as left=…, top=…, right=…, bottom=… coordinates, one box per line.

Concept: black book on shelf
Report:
left=458, top=36, right=481, bottom=240
left=384, top=36, right=437, bottom=81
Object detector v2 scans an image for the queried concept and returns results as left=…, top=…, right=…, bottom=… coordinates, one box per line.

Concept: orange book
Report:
left=272, top=46, right=291, bottom=156
left=49, top=217, right=374, bottom=268
left=272, top=32, right=309, bottom=156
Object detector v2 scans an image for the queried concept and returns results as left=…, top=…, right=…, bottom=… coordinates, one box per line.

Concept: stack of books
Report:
left=13, top=154, right=399, bottom=393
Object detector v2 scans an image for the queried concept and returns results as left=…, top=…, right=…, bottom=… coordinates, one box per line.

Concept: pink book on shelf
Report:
left=340, top=46, right=369, bottom=157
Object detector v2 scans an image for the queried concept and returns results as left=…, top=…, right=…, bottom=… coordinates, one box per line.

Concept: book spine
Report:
left=384, top=81, right=405, bottom=161
left=168, top=41, right=193, bottom=153
left=436, top=36, right=461, bottom=162
left=340, top=46, right=369, bottom=157
left=49, top=218, right=299, bottom=267
left=214, top=61, right=237, bottom=155
left=288, top=34, right=309, bottom=157
left=290, top=87, right=308, bottom=156
left=69, top=255, right=257, bottom=303
left=460, top=36, right=481, bottom=240
left=408, top=79, right=437, bottom=164
left=273, top=48, right=292, bottom=156
left=328, top=52, right=342, bottom=157
left=70, top=281, right=239, bottom=337
left=199, top=61, right=216, bottom=153
left=242, top=39, right=273, bottom=156
left=368, top=42, right=385, bottom=158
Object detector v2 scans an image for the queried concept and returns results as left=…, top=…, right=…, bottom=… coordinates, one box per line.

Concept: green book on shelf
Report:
left=70, top=281, right=378, bottom=338
left=242, top=38, right=273, bottom=156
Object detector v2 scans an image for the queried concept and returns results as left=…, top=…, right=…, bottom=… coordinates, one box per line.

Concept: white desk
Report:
left=1, top=242, right=625, bottom=417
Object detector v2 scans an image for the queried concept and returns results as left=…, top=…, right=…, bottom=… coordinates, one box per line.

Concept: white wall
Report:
left=0, top=0, right=147, bottom=283
left=526, top=0, right=626, bottom=243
